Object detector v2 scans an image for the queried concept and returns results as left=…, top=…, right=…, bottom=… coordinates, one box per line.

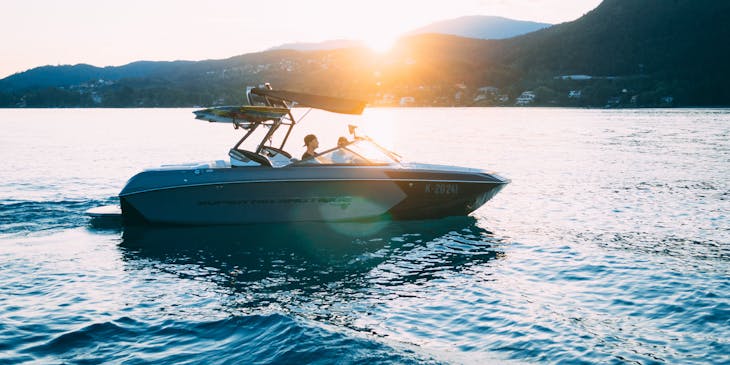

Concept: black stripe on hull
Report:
left=386, top=180, right=506, bottom=220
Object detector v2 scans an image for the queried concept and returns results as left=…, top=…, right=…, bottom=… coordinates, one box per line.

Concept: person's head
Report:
left=304, top=134, right=318, bottom=150
left=337, top=137, right=348, bottom=147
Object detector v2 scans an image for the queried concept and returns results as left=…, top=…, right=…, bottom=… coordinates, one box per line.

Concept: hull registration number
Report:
left=425, top=183, right=459, bottom=195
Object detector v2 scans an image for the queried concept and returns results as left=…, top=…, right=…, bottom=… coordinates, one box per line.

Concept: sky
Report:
left=0, top=0, right=603, bottom=79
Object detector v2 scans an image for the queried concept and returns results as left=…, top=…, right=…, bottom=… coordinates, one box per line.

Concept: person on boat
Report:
left=301, top=134, right=319, bottom=160
left=331, top=137, right=351, bottom=163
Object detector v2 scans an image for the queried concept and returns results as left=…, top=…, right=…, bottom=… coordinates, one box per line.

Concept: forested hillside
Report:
left=1, top=0, right=727, bottom=108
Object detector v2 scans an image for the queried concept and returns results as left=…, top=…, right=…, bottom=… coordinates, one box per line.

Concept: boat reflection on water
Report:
left=118, top=217, right=506, bottom=319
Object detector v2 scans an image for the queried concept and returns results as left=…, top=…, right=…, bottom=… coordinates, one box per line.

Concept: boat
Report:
left=109, top=85, right=509, bottom=225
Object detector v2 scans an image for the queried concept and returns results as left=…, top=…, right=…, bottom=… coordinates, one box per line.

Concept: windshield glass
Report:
left=300, top=140, right=398, bottom=165
left=344, top=140, right=398, bottom=164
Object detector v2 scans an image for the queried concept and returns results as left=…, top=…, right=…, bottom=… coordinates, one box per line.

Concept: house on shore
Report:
left=516, top=91, right=536, bottom=105
left=474, top=86, right=500, bottom=102
left=399, top=96, right=416, bottom=106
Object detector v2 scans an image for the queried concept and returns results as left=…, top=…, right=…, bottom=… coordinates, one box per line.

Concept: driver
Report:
left=301, top=134, right=319, bottom=160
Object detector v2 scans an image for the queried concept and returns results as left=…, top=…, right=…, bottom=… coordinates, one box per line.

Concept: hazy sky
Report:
left=0, top=0, right=602, bottom=78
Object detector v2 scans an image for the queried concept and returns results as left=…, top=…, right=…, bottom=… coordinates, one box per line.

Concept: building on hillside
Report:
left=375, top=93, right=396, bottom=106
left=515, top=91, right=536, bottom=105
left=399, top=96, right=416, bottom=106
left=474, top=86, right=500, bottom=102
left=555, top=75, right=593, bottom=80
left=478, top=86, right=500, bottom=94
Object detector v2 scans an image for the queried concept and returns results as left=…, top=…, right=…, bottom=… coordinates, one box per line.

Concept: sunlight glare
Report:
left=360, top=108, right=396, bottom=150
left=363, top=34, right=397, bottom=53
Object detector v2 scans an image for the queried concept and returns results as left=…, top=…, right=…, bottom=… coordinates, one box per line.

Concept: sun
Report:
left=363, top=34, right=397, bottom=54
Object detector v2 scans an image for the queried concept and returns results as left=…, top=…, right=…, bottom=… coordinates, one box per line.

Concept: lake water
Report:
left=1, top=108, right=728, bottom=364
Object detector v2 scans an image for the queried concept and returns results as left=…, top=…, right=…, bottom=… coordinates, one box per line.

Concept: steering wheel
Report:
left=260, top=146, right=292, bottom=159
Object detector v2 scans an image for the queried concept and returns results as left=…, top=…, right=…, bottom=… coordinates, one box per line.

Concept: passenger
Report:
left=331, top=137, right=351, bottom=163
left=301, top=134, right=319, bottom=160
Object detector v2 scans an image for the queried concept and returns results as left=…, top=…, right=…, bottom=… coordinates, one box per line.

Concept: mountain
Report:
left=407, top=15, right=551, bottom=39
left=0, top=60, right=197, bottom=92
left=492, top=0, right=730, bottom=105
left=266, top=15, right=548, bottom=52
left=268, top=39, right=366, bottom=51
left=267, top=16, right=548, bottom=51
left=1, top=0, right=728, bottom=108
left=498, top=0, right=729, bottom=75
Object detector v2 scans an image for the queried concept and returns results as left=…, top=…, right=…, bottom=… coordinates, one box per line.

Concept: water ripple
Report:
left=21, top=315, right=435, bottom=364
left=0, top=198, right=117, bottom=235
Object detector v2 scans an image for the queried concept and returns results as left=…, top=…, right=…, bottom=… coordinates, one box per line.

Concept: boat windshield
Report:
left=302, top=139, right=399, bottom=165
